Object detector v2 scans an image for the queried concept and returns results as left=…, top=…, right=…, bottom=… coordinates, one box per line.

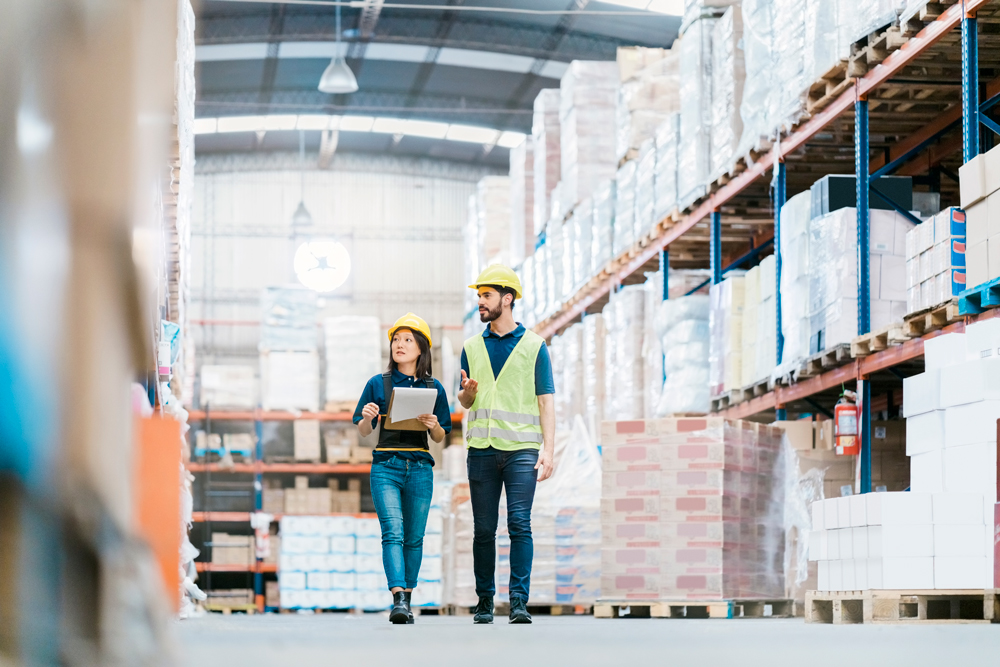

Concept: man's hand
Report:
left=535, top=446, right=554, bottom=482
left=361, top=402, right=379, bottom=423
left=458, top=369, right=479, bottom=409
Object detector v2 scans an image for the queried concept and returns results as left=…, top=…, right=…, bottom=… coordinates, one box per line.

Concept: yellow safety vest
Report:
left=464, top=331, right=544, bottom=451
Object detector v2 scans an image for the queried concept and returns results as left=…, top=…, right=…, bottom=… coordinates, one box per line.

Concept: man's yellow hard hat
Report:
left=388, top=312, right=433, bottom=348
left=468, top=264, right=523, bottom=300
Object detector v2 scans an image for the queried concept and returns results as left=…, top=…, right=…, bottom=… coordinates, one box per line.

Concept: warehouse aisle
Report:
left=179, top=614, right=1000, bottom=666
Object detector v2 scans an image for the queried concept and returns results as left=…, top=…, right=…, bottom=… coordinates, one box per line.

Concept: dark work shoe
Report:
left=509, top=597, right=532, bottom=624
left=402, top=591, right=415, bottom=624
left=473, top=596, right=494, bottom=624
left=389, top=592, right=409, bottom=624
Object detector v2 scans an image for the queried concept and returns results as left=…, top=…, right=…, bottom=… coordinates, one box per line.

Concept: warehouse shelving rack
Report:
left=534, top=0, right=1000, bottom=495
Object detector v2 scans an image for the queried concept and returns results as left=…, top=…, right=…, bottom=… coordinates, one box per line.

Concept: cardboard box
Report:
left=967, top=240, right=989, bottom=289
left=986, top=143, right=1000, bottom=201
left=262, top=487, right=285, bottom=514
left=868, top=556, right=935, bottom=589
left=960, top=153, right=988, bottom=209
left=943, top=442, right=998, bottom=494
left=944, top=400, right=1000, bottom=447
left=211, top=533, right=254, bottom=565
left=909, top=450, right=943, bottom=493
left=935, top=207, right=967, bottom=241
left=849, top=495, right=867, bottom=527
left=940, top=357, right=1000, bottom=407
left=934, top=556, right=988, bottom=588
left=815, top=420, right=835, bottom=450
left=294, top=420, right=322, bottom=461
left=905, top=410, right=945, bottom=455
left=990, top=234, right=1000, bottom=281
left=775, top=420, right=814, bottom=450
left=966, top=317, right=1000, bottom=360
left=932, top=492, right=988, bottom=525
left=902, top=369, right=942, bottom=417
left=866, top=492, right=933, bottom=525
left=923, top=333, right=966, bottom=371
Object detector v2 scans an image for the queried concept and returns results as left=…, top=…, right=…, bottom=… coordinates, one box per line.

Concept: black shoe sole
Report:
left=389, top=610, right=410, bottom=624
left=473, top=617, right=494, bottom=624
left=509, top=615, right=532, bottom=624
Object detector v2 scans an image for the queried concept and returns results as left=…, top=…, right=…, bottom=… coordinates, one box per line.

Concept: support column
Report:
left=660, top=249, right=669, bottom=300
left=254, top=417, right=264, bottom=610
left=856, top=95, right=872, bottom=493
left=773, top=161, right=786, bottom=421
left=963, top=10, right=980, bottom=162
left=710, top=209, right=722, bottom=285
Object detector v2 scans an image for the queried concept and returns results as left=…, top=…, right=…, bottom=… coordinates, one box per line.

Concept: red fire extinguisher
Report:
left=834, top=391, right=859, bottom=456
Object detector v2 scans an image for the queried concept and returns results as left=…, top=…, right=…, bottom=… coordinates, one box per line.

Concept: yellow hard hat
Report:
left=388, top=312, right=433, bottom=348
left=468, top=264, right=523, bottom=300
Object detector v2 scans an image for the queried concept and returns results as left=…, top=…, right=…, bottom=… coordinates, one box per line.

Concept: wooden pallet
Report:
left=848, top=23, right=914, bottom=77
left=959, top=276, right=1000, bottom=315
left=796, top=344, right=853, bottom=379
left=595, top=599, right=795, bottom=620
left=806, top=589, right=1000, bottom=624
left=204, top=603, right=258, bottom=615
left=493, top=602, right=592, bottom=616
left=902, top=298, right=962, bottom=336
left=806, top=60, right=854, bottom=113
left=850, top=322, right=912, bottom=357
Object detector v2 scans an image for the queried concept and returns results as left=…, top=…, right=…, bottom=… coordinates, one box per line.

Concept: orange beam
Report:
left=185, top=461, right=372, bottom=474
left=187, top=409, right=464, bottom=423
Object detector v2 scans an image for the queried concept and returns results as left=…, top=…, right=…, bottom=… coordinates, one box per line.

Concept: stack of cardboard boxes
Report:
left=599, top=418, right=785, bottom=601
left=960, top=144, right=1000, bottom=289
left=210, top=533, right=255, bottom=566
left=264, top=476, right=362, bottom=515
left=905, top=208, right=967, bottom=314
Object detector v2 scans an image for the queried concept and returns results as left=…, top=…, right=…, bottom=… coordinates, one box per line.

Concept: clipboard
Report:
left=384, top=390, right=429, bottom=431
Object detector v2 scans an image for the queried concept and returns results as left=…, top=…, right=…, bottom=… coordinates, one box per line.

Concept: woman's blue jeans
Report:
left=369, top=456, right=434, bottom=590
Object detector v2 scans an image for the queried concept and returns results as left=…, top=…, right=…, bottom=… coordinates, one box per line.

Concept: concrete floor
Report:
left=178, top=611, right=1000, bottom=666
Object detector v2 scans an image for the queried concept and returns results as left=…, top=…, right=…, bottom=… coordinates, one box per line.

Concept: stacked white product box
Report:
left=709, top=6, right=744, bottom=182
left=545, top=218, right=565, bottom=314
left=261, top=351, right=320, bottom=412
left=614, top=161, right=637, bottom=257
left=572, top=198, right=594, bottom=291
left=260, top=287, right=320, bottom=412
left=509, top=138, right=535, bottom=267
left=635, top=140, right=657, bottom=238
left=603, top=285, right=646, bottom=421
left=463, top=194, right=483, bottom=340
left=443, top=483, right=477, bottom=607
left=755, top=255, right=778, bottom=382
left=560, top=214, right=576, bottom=303
left=959, top=143, right=1000, bottom=288
left=653, top=114, right=680, bottom=223
left=200, top=365, right=256, bottom=408
left=582, top=313, right=607, bottom=444
left=904, top=208, right=967, bottom=313
left=475, top=176, right=511, bottom=267
left=677, top=17, right=716, bottom=208
left=741, top=266, right=761, bottom=388
left=778, top=191, right=812, bottom=367
left=708, top=275, right=745, bottom=397
left=808, top=208, right=913, bottom=353
left=532, top=243, right=549, bottom=322
left=654, top=295, right=710, bottom=416
left=411, top=487, right=446, bottom=607
left=532, top=90, right=561, bottom=238
left=550, top=324, right=584, bottom=431
left=323, top=316, right=381, bottom=408
left=560, top=61, right=619, bottom=209
left=643, top=274, right=665, bottom=419
left=615, top=47, right=679, bottom=163
left=520, top=254, right=536, bottom=328
left=808, top=492, right=992, bottom=590
left=592, top=181, right=616, bottom=272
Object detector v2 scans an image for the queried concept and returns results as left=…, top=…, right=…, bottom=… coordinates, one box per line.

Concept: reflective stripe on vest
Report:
left=464, top=329, right=545, bottom=451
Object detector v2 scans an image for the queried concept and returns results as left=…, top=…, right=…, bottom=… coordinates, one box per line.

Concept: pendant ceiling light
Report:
left=318, top=2, right=358, bottom=94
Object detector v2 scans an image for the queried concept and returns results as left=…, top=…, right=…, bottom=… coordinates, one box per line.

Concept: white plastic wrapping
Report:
left=656, top=295, right=710, bottom=415
left=532, top=90, right=561, bottom=237
left=464, top=194, right=482, bottom=326
left=260, top=287, right=318, bottom=351
left=572, top=199, right=594, bottom=291
left=476, top=176, right=511, bottom=267
left=708, top=275, right=745, bottom=397
left=560, top=217, right=576, bottom=304
left=613, top=161, right=637, bottom=257
left=653, top=114, right=680, bottom=222
left=615, top=48, right=680, bottom=162
left=603, top=285, right=646, bottom=421
left=635, top=140, right=657, bottom=238
left=560, top=61, right=619, bottom=209
left=852, top=0, right=905, bottom=42
left=592, top=180, right=616, bottom=272
left=545, top=219, right=565, bottom=314
left=261, top=350, right=320, bottom=412
left=770, top=0, right=809, bottom=134
left=533, top=243, right=550, bottom=320
left=737, top=0, right=776, bottom=157
left=324, top=316, right=381, bottom=405
left=709, top=6, right=745, bottom=181
left=643, top=274, right=664, bottom=419
left=778, top=191, right=812, bottom=368
left=520, top=254, right=536, bottom=328
left=678, top=17, right=716, bottom=208
left=509, top=138, right=535, bottom=267
left=754, top=254, right=778, bottom=382
left=683, top=0, right=741, bottom=27
left=552, top=324, right=584, bottom=430
left=582, top=313, right=606, bottom=444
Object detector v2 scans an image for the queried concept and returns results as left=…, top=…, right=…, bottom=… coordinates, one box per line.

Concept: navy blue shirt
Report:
left=460, top=323, right=554, bottom=458
left=353, top=369, right=452, bottom=466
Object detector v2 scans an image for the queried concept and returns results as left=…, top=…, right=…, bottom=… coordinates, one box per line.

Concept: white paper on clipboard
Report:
left=389, top=387, right=438, bottom=422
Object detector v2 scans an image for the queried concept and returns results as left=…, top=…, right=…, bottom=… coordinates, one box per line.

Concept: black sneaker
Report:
left=473, top=596, right=494, bottom=624
left=389, top=591, right=409, bottom=624
left=509, top=597, right=532, bottom=624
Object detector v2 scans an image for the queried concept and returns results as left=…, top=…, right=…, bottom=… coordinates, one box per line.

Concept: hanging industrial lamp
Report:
left=318, top=2, right=358, bottom=94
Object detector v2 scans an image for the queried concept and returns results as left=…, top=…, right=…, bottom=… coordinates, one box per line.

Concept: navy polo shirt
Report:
left=353, top=369, right=452, bottom=466
left=460, top=323, right=554, bottom=457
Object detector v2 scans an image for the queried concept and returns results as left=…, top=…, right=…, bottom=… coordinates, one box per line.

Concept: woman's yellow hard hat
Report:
left=388, top=312, right=433, bottom=348
left=468, top=264, right=523, bottom=300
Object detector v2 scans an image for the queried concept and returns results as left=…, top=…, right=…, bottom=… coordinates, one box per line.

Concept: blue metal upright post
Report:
left=773, top=161, right=787, bottom=421
left=660, top=249, right=669, bottom=299
left=963, top=9, right=980, bottom=162
left=710, top=210, right=722, bottom=285
left=856, top=96, right=872, bottom=494
left=254, top=416, right=264, bottom=609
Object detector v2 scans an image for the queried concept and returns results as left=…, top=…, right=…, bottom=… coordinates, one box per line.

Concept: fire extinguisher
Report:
left=834, top=390, right=859, bottom=456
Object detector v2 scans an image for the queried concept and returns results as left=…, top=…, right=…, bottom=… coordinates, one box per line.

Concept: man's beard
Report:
left=479, top=303, right=502, bottom=323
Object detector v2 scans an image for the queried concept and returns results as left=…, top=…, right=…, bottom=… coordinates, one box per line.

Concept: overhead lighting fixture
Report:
left=318, top=2, right=359, bottom=94
left=217, top=115, right=265, bottom=133
left=294, top=240, right=352, bottom=293
left=497, top=131, right=527, bottom=149
left=372, top=117, right=409, bottom=135
left=296, top=115, right=334, bottom=131
left=403, top=119, right=450, bottom=140
left=600, top=0, right=683, bottom=13
left=193, top=118, right=218, bottom=135
left=264, top=115, right=298, bottom=131
left=446, top=124, right=500, bottom=144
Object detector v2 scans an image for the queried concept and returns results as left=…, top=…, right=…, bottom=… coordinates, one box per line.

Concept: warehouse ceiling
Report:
left=195, top=0, right=681, bottom=166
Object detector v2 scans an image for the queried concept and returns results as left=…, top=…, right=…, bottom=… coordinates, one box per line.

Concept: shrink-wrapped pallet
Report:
left=476, top=176, right=511, bottom=267
left=545, top=219, right=565, bottom=314
left=709, top=6, right=745, bottom=181
left=534, top=243, right=550, bottom=321
left=553, top=324, right=584, bottom=430
left=615, top=48, right=680, bottom=162
left=852, top=0, right=903, bottom=42
left=200, top=365, right=256, bottom=409
left=582, top=314, right=606, bottom=444
left=806, top=0, right=854, bottom=84
left=643, top=274, right=664, bottom=419
left=261, top=350, right=320, bottom=412
left=520, top=254, right=536, bottom=328
left=678, top=17, right=716, bottom=209
left=593, top=180, right=616, bottom=272
left=655, top=295, right=710, bottom=416
left=653, top=114, right=680, bottom=223
left=778, top=191, right=812, bottom=368
left=741, top=266, right=761, bottom=388
left=324, top=316, right=381, bottom=407
left=561, top=217, right=576, bottom=304
left=614, top=161, right=637, bottom=257
left=737, top=0, right=776, bottom=157
left=560, top=61, right=620, bottom=209
left=755, top=254, right=778, bottom=382
left=770, top=0, right=809, bottom=134
left=708, top=275, right=745, bottom=397
left=682, top=0, right=741, bottom=27
left=572, top=199, right=594, bottom=291
left=261, top=287, right=318, bottom=351
left=635, top=140, right=657, bottom=238
left=603, top=285, right=646, bottom=421
left=533, top=90, right=561, bottom=237
left=464, top=194, right=482, bottom=327
left=509, top=138, right=535, bottom=267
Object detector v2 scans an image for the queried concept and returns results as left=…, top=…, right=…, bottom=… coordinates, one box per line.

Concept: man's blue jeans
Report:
left=467, top=448, right=538, bottom=602
left=370, top=456, right=434, bottom=590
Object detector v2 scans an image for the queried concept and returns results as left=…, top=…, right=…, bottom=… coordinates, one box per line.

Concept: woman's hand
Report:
left=416, top=413, right=438, bottom=429
left=361, top=402, right=380, bottom=423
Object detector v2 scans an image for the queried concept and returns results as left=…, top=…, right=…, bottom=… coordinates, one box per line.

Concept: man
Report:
left=458, top=264, right=555, bottom=625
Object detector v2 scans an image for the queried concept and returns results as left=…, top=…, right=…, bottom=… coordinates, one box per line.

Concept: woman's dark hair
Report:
left=387, top=328, right=433, bottom=379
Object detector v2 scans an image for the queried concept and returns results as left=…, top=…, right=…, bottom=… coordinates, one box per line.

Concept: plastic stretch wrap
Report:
left=533, top=90, right=561, bottom=237
left=754, top=255, right=778, bottom=383
left=442, top=482, right=478, bottom=607
left=782, top=440, right=826, bottom=603
left=710, top=6, right=745, bottom=181
left=561, top=215, right=576, bottom=303
left=533, top=243, right=550, bottom=320
left=655, top=295, right=710, bottom=416
left=603, top=286, right=646, bottom=421
left=635, top=140, right=657, bottom=238
left=261, top=287, right=318, bottom=351
left=778, top=191, right=812, bottom=367
left=324, top=316, right=381, bottom=405
left=643, top=274, right=664, bottom=419
left=653, top=115, right=680, bottom=222
left=572, top=199, right=594, bottom=291
left=737, top=0, right=775, bottom=157
left=708, top=275, right=746, bottom=397
left=806, top=0, right=854, bottom=85
left=614, top=161, right=637, bottom=257
left=678, top=17, right=716, bottom=208
left=552, top=324, right=584, bottom=430
left=200, top=365, right=256, bottom=408
left=545, top=219, right=565, bottom=314
left=261, top=350, right=320, bottom=412
left=770, top=0, right=809, bottom=134
left=560, top=61, right=619, bottom=208
left=520, top=255, right=536, bottom=328
left=509, top=139, right=535, bottom=267
left=741, top=267, right=760, bottom=388
left=615, top=49, right=680, bottom=161
left=592, top=180, right=616, bottom=272
left=464, top=194, right=482, bottom=325
left=900, top=0, right=929, bottom=24
left=683, top=0, right=741, bottom=27
left=582, top=313, right=607, bottom=444
left=476, top=176, right=511, bottom=266
left=852, top=0, right=904, bottom=42
left=601, top=419, right=786, bottom=601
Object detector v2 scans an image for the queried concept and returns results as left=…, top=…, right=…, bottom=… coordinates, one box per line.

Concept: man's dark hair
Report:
left=387, top=329, right=433, bottom=378
left=485, top=284, right=517, bottom=310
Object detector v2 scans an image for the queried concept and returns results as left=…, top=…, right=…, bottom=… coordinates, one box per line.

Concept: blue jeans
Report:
left=467, top=448, right=539, bottom=602
left=370, top=456, right=434, bottom=590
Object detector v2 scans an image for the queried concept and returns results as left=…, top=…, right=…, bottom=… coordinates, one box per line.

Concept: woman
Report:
left=354, top=313, right=451, bottom=624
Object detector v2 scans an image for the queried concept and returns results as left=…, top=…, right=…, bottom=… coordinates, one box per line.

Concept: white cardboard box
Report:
left=943, top=442, right=998, bottom=494
left=849, top=494, right=868, bottom=527
left=828, top=560, right=844, bottom=591
left=839, top=528, right=854, bottom=560
left=933, top=524, right=989, bottom=557
left=852, top=526, right=869, bottom=559
left=880, top=254, right=907, bottom=301
left=836, top=496, right=852, bottom=530
left=817, top=560, right=830, bottom=590
left=910, top=450, right=944, bottom=493
left=827, top=530, right=841, bottom=560
left=808, top=529, right=828, bottom=561
left=939, top=358, right=1000, bottom=408
left=868, top=524, right=934, bottom=558
left=866, top=492, right=933, bottom=526
left=943, top=400, right=1000, bottom=447
left=967, top=240, right=989, bottom=290
left=923, top=333, right=966, bottom=371
left=811, top=500, right=825, bottom=530
left=906, top=410, right=946, bottom=455
left=932, top=493, right=988, bottom=525
left=855, top=558, right=869, bottom=590
left=966, top=318, right=1000, bottom=361
left=902, top=370, right=942, bottom=417
left=842, top=558, right=857, bottom=589
left=934, top=556, right=988, bottom=589
left=869, top=557, right=935, bottom=589
left=960, top=154, right=989, bottom=210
